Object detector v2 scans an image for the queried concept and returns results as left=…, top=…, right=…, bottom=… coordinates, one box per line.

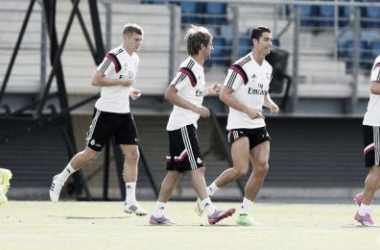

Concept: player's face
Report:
left=255, top=32, right=273, bottom=56
left=124, top=32, right=143, bottom=53
left=205, top=39, right=214, bottom=59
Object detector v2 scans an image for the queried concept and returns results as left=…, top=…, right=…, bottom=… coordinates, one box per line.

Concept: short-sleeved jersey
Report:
left=363, top=55, right=380, bottom=126
left=94, top=44, right=139, bottom=114
left=223, top=53, right=273, bottom=130
left=166, top=57, right=206, bottom=131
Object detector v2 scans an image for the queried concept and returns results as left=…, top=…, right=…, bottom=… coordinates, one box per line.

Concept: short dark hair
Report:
left=185, top=25, right=212, bottom=56
left=250, top=26, right=271, bottom=42
left=123, top=23, right=144, bottom=36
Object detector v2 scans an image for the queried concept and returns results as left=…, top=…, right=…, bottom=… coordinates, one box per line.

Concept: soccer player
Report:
left=195, top=26, right=279, bottom=226
left=0, top=168, right=12, bottom=207
left=354, top=55, right=380, bottom=227
left=49, top=23, right=147, bottom=216
left=149, top=25, right=235, bottom=225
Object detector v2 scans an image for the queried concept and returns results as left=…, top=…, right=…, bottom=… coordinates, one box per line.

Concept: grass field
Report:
left=0, top=201, right=379, bottom=249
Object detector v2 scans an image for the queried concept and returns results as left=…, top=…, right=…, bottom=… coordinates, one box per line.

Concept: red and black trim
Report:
left=230, top=64, right=248, bottom=84
left=106, top=53, right=122, bottom=73
left=178, top=67, right=197, bottom=87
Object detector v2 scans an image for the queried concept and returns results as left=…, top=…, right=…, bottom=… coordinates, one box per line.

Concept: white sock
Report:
left=359, top=204, right=371, bottom=216
left=239, top=197, right=254, bottom=215
left=58, top=164, right=76, bottom=183
left=201, top=197, right=216, bottom=217
left=125, top=182, right=137, bottom=204
left=152, top=201, right=166, bottom=218
left=208, top=182, right=220, bottom=196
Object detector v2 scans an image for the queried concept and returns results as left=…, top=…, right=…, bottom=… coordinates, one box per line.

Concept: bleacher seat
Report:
left=362, top=0, right=380, bottom=28
left=238, top=37, right=251, bottom=58
left=345, top=40, right=369, bottom=70
left=319, top=0, right=334, bottom=27
left=220, top=26, right=233, bottom=46
left=369, top=40, right=380, bottom=62
left=204, top=3, right=227, bottom=25
left=296, top=4, right=319, bottom=26
left=181, top=2, right=204, bottom=24
left=209, top=37, right=229, bottom=66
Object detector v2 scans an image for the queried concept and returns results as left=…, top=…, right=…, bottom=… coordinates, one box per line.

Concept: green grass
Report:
left=0, top=201, right=379, bottom=249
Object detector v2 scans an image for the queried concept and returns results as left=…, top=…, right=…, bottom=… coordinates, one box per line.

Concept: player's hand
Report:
left=207, top=83, right=221, bottom=95
left=120, top=78, right=134, bottom=87
left=130, top=89, right=142, bottom=100
left=269, top=103, right=279, bottom=115
left=192, top=106, right=210, bottom=118
left=245, top=108, right=265, bottom=120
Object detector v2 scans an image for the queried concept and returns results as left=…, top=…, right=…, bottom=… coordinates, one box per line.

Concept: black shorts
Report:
left=86, top=109, right=138, bottom=151
left=363, top=125, right=380, bottom=168
left=166, top=125, right=204, bottom=172
left=227, top=127, right=271, bottom=149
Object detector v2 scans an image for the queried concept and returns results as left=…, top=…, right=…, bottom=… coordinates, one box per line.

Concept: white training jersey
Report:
left=363, top=55, right=380, bottom=126
left=223, top=53, right=273, bottom=130
left=166, top=57, right=206, bottom=131
left=94, top=44, right=139, bottom=113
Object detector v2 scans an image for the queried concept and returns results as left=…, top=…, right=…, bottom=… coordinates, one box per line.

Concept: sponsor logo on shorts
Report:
left=197, top=157, right=203, bottom=164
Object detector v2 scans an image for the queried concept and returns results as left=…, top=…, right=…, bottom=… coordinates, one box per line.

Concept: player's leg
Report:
left=50, top=109, right=108, bottom=202
left=120, top=144, right=147, bottom=216
left=0, top=168, right=12, bottom=207
left=191, top=168, right=235, bottom=224
left=195, top=134, right=250, bottom=216
left=355, top=125, right=380, bottom=226
left=208, top=136, right=250, bottom=195
left=237, top=141, right=269, bottom=226
left=150, top=170, right=182, bottom=225
left=50, top=147, right=100, bottom=202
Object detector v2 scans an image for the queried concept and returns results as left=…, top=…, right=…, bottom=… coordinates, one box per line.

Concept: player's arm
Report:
left=91, top=70, right=134, bottom=87
left=129, top=87, right=142, bottom=100
left=370, top=81, right=380, bottom=95
left=220, top=86, right=264, bottom=120
left=165, top=85, right=210, bottom=117
left=263, top=93, right=279, bottom=115
left=204, top=83, right=221, bottom=96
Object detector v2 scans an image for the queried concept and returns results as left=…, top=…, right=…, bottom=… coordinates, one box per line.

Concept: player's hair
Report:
left=123, top=23, right=144, bottom=37
left=250, top=26, right=271, bottom=43
left=184, top=25, right=212, bottom=56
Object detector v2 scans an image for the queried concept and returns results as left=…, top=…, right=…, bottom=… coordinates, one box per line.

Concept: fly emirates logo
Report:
left=247, top=84, right=267, bottom=95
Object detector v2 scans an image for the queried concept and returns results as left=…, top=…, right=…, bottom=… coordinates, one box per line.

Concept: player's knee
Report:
left=254, top=163, right=269, bottom=177
left=82, top=149, right=100, bottom=161
left=232, top=167, right=248, bottom=179
left=126, top=149, right=140, bottom=162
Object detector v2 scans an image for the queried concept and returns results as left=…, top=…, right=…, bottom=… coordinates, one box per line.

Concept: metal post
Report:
left=0, top=0, right=36, bottom=106
left=289, top=7, right=300, bottom=113
left=104, top=2, right=112, bottom=51
left=168, top=3, right=177, bottom=80
left=348, top=8, right=360, bottom=114
left=333, top=0, right=339, bottom=60
left=40, top=2, right=47, bottom=98
left=231, top=5, right=239, bottom=61
left=103, top=141, right=110, bottom=200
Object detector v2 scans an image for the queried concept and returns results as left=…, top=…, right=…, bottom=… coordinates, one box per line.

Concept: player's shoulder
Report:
left=108, top=44, right=124, bottom=57
left=233, top=54, right=252, bottom=68
left=179, top=57, right=197, bottom=70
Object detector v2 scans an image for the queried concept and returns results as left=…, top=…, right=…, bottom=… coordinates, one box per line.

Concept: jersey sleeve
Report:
left=169, top=67, right=197, bottom=91
left=223, top=64, right=248, bottom=90
left=96, top=53, right=121, bottom=77
left=371, top=58, right=380, bottom=82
